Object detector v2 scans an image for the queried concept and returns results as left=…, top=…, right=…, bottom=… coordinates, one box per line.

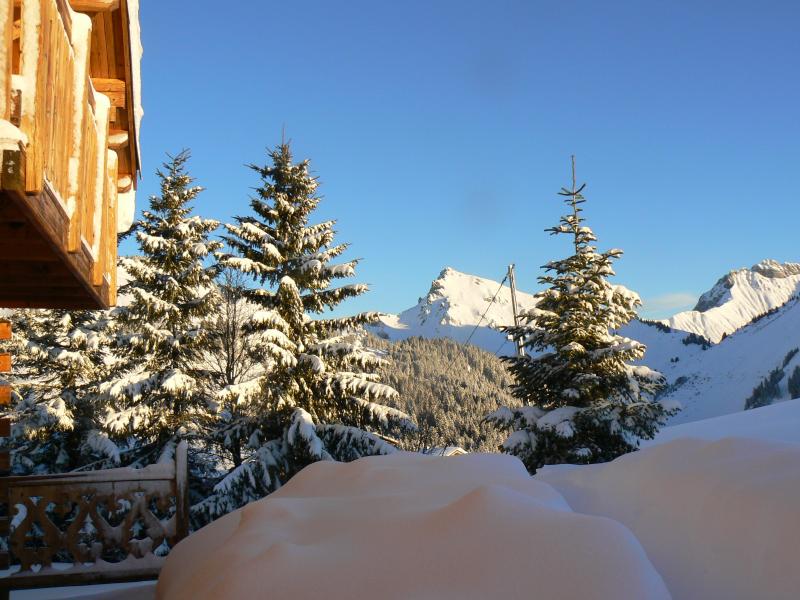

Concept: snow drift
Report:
left=158, top=453, right=669, bottom=600
left=158, top=401, right=800, bottom=599
left=538, top=435, right=800, bottom=600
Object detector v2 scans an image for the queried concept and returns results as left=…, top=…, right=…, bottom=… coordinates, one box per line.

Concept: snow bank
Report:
left=538, top=437, right=800, bottom=600
left=158, top=453, right=668, bottom=600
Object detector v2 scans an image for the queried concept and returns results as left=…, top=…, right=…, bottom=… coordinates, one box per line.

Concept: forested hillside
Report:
left=369, top=336, right=519, bottom=452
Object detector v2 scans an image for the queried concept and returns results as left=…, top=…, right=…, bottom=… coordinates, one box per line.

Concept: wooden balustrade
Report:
left=0, top=0, right=126, bottom=309
left=0, top=441, right=189, bottom=590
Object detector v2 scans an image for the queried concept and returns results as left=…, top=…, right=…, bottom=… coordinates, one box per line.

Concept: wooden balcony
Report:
left=0, top=0, right=140, bottom=309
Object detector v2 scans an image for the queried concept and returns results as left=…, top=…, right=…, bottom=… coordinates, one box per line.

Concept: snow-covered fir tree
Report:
left=2, top=309, right=116, bottom=473
left=197, top=143, right=415, bottom=522
left=99, top=151, right=222, bottom=466
left=486, top=159, right=678, bottom=473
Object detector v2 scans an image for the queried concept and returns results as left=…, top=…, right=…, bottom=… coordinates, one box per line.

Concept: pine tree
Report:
left=486, top=158, right=677, bottom=473
left=99, top=151, right=222, bottom=466
left=196, top=143, right=415, bottom=522
left=2, top=309, right=116, bottom=473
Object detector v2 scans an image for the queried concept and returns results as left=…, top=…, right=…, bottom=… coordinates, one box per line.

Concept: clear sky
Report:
left=128, top=0, right=800, bottom=319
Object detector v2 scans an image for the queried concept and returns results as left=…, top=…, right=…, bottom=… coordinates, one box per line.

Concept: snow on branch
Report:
left=347, top=397, right=416, bottom=432
left=286, top=409, right=332, bottom=462
left=84, top=430, right=121, bottom=464
left=249, top=310, right=290, bottom=333
left=326, top=372, right=398, bottom=402
left=316, top=424, right=398, bottom=461
left=298, top=353, right=326, bottom=374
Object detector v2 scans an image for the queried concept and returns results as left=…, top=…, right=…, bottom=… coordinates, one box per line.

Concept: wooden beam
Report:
left=0, top=271, right=79, bottom=286
left=0, top=297, right=101, bottom=310
left=2, top=186, right=109, bottom=309
left=0, top=288, right=91, bottom=299
left=0, top=320, right=9, bottom=341
left=0, top=260, right=78, bottom=279
left=0, top=417, right=9, bottom=437
left=108, top=129, right=129, bottom=150
left=0, top=244, right=60, bottom=261
left=0, top=354, right=9, bottom=373
left=0, top=384, right=10, bottom=406
left=117, top=174, right=132, bottom=192
left=0, top=278, right=83, bottom=289
left=119, top=0, right=140, bottom=179
left=70, top=0, right=119, bottom=12
left=92, top=78, right=126, bottom=108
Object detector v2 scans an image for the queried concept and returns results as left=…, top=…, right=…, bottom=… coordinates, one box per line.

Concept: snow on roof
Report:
left=158, top=453, right=669, bottom=599
left=423, top=446, right=468, bottom=456
left=126, top=0, right=143, bottom=172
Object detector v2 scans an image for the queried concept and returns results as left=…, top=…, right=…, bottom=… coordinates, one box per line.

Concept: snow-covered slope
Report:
left=372, top=267, right=538, bottom=353
left=617, top=260, right=800, bottom=423
left=661, top=259, right=800, bottom=343
left=640, top=295, right=800, bottom=424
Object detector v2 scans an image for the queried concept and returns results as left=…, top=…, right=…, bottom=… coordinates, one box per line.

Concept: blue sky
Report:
left=128, top=0, right=800, bottom=319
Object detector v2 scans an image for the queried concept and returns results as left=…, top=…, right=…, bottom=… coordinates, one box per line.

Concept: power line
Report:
left=386, top=267, right=515, bottom=452
left=493, top=337, right=510, bottom=357
left=422, top=271, right=510, bottom=453
left=463, top=274, right=508, bottom=347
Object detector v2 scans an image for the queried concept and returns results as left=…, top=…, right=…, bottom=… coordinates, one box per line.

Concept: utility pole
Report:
left=507, top=264, right=525, bottom=357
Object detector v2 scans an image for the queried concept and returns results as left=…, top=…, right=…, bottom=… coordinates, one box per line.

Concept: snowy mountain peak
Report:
left=750, top=258, right=800, bottom=279
left=373, top=268, right=538, bottom=350
left=666, top=259, right=800, bottom=342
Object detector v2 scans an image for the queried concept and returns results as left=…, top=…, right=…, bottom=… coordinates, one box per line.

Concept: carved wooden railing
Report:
left=1, top=0, right=119, bottom=305
left=0, top=441, right=189, bottom=590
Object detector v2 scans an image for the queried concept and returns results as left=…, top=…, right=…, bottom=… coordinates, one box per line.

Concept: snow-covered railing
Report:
left=0, top=0, right=120, bottom=306
left=0, top=441, right=189, bottom=591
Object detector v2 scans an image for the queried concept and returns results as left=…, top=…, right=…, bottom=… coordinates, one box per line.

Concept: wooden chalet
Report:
left=0, top=0, right=141, bottom=309
left=0, top=1, right=156, bottom=595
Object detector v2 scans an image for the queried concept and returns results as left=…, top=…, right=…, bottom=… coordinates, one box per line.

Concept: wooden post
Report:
left=19, top=0, right=44, bottom=195
left=507, top=264, right=525, bottom=358
left=0, top=0, right=13, bottom=121
left=175, top=440, right=189, bottom=541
